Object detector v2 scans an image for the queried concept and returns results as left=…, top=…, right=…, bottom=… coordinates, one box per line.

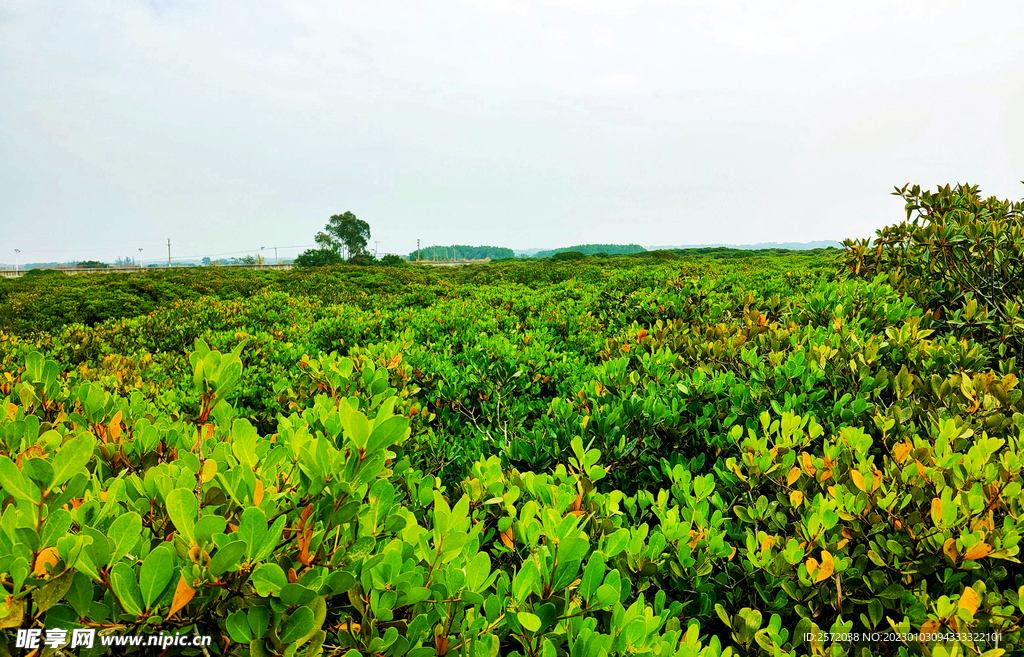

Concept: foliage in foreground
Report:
left=0, top=225, right=1022, bottom=656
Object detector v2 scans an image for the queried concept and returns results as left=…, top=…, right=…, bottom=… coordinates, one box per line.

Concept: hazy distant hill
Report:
left=647, top=240, right=842, bottom=251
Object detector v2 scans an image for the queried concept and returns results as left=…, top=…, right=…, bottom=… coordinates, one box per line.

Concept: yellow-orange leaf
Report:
left=816, top=551, right=835, bottom=582
left=894, top=441, right=913, bottom=463
left=790, top=490, right=804, bottom=507
left=851, top=470, right=866, bottom=493
left=5, top=403, right=16, bottom=420
left=339, top=620, right=361, bottom=634
left=930, top=498, right=943, bottom=525
left=963, top=543, right=991, bottom=561
left=33, top=547, right=60, bottom=576
left=801, top=452, right=816, bottom=476
left=943, top=538, right=958, bottom=563
left=500, top=528, right=514, bottom=549
left=805, top=557, right=819, bottom=577
left=253, top=480, right=265, bottom=506
left=920, top=620, right=941, bottom=636
left=787, top=467, right=801, bottom=485
left=166, top=576, right=196, bottom=620
left=760, top=536, right=776, bottom=553
left=109, top=411, right=123, bottom=440
left=958, top=586, right=980, bottom=615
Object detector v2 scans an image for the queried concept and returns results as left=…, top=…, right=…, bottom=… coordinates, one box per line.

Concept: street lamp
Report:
left=13, top=249, right=20, bottom=273
left=138, top=248, right=143, bottom=266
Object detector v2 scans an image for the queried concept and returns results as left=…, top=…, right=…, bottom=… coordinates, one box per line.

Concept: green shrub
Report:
left=550, top=251, right=587, bottom=262
left=843, top=183, right=1024, bottom=354
left=295, top=249, right=344, bottom=268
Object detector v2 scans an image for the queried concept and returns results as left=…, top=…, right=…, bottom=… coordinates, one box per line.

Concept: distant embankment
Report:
left=532, top=244, right=646, bottom=258
left=0, top=263, right=294, bottom=278
left=648, top=240, right=842, bottom=251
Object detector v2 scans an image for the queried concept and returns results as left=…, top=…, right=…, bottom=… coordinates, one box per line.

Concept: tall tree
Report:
left=316, top=211, right=371, bottom=259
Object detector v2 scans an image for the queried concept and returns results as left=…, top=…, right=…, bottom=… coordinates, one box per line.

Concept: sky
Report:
left=1, top=0, right=1023, bottom=265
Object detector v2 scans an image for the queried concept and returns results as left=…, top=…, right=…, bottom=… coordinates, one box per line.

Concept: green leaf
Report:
left=517, top=612, right=541, bottom=633
left=365, top=416, right=408, bottom=454
left=248, top=606, right=271, bottom=640
left=238, top=506, right=268, bottom=560
left=466, top=551, right=492, bottom=593
left=139, top=546, right=174, bottom=609
left=210, top=540, right=247, bottom=576
left=48, top=434, right=95, bottom=491
left=281, top=607, right=315, bottom=644
left=0, top=456, right=38, bottom=504
left=226, top=609, right=253, bottom=643
left=165, top=488, right=197, bottom=545
left=35, top=570, right=76, bottom=613
left=108, top=513, right=142, bottom=564
left=251, top=563, right=287, bottom=596
left=109, top=562, right=143, bottom=615
left=280, top=583, right=317, bottom=606
left=345, top=411, right=370, bottom=449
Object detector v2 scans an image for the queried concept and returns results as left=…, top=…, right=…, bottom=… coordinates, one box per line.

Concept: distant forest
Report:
left=408, top=245, right=515, bottom=261
left=533, top=243, right=646, bottom=258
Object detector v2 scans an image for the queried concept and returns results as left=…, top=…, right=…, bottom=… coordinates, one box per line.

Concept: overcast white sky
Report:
left=2, top=0, right=1022, bottom=263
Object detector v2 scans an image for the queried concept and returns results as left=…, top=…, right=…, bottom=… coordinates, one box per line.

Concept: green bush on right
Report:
left=843, top=183, right=1024, bottom=354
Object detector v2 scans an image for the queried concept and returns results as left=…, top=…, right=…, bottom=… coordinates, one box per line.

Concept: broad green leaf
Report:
left=226, top=609, right=253, bottom=643
left=238, top=506, right=268, bottom=560
left=48, top=434, right=95, bottom=491
left=109, top=562, right=143, bottom=615
left=517, top=612, right=541, bottom=633
left=210, top=540, right=247, bottom=576
left=165, top=489, right=197, bottom=545
left=108, top=513, right=142, bottom=563
left=281, top=606, right=314, bottom=644
left=251, top=563, right=287, bottom=596
left=0, top=456, right=38, bottom=504
left=139, top=546, right=174, bottom=609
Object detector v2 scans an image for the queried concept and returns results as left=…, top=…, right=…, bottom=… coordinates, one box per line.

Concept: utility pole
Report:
left=167, top=239, right=171, bottom=268
left=138, top=247, right=143, bottom=266
left=374, top=240, right=380, bottom=258
left=13, top=249, right=20, bottom=273
left=416, top=239, right=420, bottom=262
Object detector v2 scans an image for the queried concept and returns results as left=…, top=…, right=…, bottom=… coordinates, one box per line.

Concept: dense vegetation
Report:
left=409, top=246, right=515, bottom=261
left=1, top=187, right=1023, bottom=656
